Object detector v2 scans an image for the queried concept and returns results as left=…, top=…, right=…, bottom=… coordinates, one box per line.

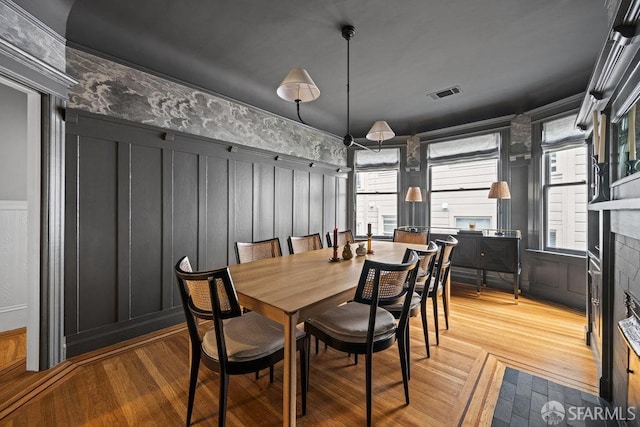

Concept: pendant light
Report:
left=277, top=67, right=320, bottom=125
left=277, top=23, right=395, bottom=152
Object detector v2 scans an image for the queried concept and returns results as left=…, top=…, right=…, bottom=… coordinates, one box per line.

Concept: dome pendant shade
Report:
left=277, top=68, right=320, bottom=102
left=366, top=120, right=395, bottom=142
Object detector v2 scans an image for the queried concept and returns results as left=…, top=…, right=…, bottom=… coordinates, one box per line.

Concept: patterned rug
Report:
left=491, top=367, right=618, bottom=426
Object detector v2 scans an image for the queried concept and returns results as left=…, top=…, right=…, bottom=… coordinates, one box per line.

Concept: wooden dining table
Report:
left=227, top=240, right=427, bottom=426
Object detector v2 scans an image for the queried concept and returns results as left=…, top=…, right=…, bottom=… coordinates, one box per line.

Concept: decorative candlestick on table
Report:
left=330, top=227, right=340, bottom=261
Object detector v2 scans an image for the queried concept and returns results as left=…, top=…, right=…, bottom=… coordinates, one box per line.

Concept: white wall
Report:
left=0, top=83, right=28, bottom=331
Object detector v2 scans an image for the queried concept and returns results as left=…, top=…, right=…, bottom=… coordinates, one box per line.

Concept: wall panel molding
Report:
left=64, top=111, right=347, bottom=355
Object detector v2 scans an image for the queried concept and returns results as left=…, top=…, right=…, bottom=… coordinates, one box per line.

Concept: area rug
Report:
left=491, top=367, right=618, bottom=426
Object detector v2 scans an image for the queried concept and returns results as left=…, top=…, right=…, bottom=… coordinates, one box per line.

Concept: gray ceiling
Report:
left=19, top=0, right=610, bottom=139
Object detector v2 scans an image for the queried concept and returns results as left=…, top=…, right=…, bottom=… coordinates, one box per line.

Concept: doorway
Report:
left=0, top=75, right=41, bottom=371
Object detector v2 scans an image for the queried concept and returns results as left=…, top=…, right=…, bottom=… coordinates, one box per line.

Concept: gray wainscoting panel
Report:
left=309, top=173, right=324, bottom=236
left=234, top=161, right=254, bottom=247
left=275, top=167, right=294, bottom=251
left=78, top=136, right=118, bottom=331
left=64, top=111, right=347, bottom=355
left=130, top=144, right=163, bottom=318
left=293, top=170, right=310, bottom=236
left=323, top=175, right=337, bottom=234
left=528, top=250, right=587, bottom=309
left=253, top=164, right=275, bottom=242
left=204, top=156, right=229, bottom=269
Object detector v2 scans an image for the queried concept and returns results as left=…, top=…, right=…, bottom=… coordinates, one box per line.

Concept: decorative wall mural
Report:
left=510, top=114, right=532, bottom=156
left=0, top=0, right=65, bottom=72
left=66, top=48, right=346, bottom=166
left=406, top=135, right=421, bottom=170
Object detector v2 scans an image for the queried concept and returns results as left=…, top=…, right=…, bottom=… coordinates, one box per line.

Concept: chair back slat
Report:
left=288, top=233, right=323, bottom=254
left=235, top=238, right=282, bottom=263
left=401, top=242, right=438, bottom=281
left=434, top=236, right=458, bottom=284
left=393, top=229, right=429, bottom=245
left=353, top=253, right=419, bottom=306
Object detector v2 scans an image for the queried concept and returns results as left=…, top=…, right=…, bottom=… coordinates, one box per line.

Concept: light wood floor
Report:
left=0, top=284, right=597, bottom=426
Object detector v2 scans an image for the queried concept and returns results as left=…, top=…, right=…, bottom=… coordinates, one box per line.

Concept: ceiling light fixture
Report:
left=277, top=67, right=320, bottom=125
left=276, top=24, right=394, bottom=152
left=341, top=24, right=395, bottom=152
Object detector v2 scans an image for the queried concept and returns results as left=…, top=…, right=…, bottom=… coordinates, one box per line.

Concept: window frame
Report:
left=426, top=130, right=503, bottom=230
left=541, top=143, right=587, bottom=255
left=352, top=146, right=404, bottom=239
left=535, top=110, right=588, bottom=255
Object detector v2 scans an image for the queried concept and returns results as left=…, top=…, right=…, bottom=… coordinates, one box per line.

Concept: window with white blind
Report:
left=428, top=133, right=500, bottom=229
left=541, top=114, right=587, bottom=253
left=354, top=148, right=400, bottom=237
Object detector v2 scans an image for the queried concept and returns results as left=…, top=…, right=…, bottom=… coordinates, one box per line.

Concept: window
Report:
left=428, top=133, right=500, bottom=229
left=541, top=114, right=587, bottom=253
left=354, top=148, right=399, bottom=236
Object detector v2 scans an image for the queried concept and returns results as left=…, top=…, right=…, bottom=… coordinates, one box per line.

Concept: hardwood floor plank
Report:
left=0, top=284, right=597, bottom=426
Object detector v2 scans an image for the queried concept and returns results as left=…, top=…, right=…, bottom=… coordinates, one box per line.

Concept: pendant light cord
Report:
left=346, top=34, right=350, bottom=136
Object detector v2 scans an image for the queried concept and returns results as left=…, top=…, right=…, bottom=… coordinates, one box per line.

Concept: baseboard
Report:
left=0, top=305, right=27, bottom=332
left=64, top=307, right=183, bottom=357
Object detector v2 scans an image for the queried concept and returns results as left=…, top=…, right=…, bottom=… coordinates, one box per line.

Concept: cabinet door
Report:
left=479, top=238, right=518, bottom=273
left=453, top=235, right=479, bottom=269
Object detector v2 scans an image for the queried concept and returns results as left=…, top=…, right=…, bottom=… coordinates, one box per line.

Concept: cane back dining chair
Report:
left=304, top=251, right=420, bottom=426
left=287, top=233, right=323, bottom=254
left=421, top=235, right=458, bottom=345
left=234, top=237, right=282, bottom=264
left=392, top=228, right=430, bottom=245
left=325, top=229, right=354, bottom=247
left=175, top=256, right=309, bottom=426
left=234, top=237, right=284, bottom=378
left=381, top=243, right=439, bottom=362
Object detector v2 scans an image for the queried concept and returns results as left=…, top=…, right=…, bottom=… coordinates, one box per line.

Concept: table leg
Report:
left=283, top=312, right=299, bottom=426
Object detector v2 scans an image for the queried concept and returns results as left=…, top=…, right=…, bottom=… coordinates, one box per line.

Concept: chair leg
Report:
left=404, top=323, right=411, bottom=380
left=269, top=365, right=274, bottom=383
left=315, top=336, right=319, bottom=355
left=186, top=346, right=201, bottom=426
left=442, top=283, right=449, bottom=330
left=354, top=353, right=358, bottom=365
left=421, top=301, right=431, bottom=358
left=218, top=372, right=229, bottom=427
left=255, top=370, right=259, bottom=380
left=398, top=327, right=410, bottom=401
left=432, top=293, right=440, bottom=346
left=398, top=329, right=410, bottom=405
left=365, top=352, right=373, bottom=427
left=300, top=337, right=309, bottom=415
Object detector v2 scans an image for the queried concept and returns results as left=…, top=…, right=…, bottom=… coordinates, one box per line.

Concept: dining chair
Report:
left=287, top=233, right=323, bottom=254
left=175, top=256, right=309, bottom=426
left=420, top=235, right=458, bottom=345
left=381, top=243, right=439, bottom=362
left=305, top=251, right=420, bottom=426
left=234, top=237, right=282, bottom=264
left=234, top=237, right=283, bottom=378
left=325, top=229, right=354, bottom=247
left=392, top=228, right=429, bottom=245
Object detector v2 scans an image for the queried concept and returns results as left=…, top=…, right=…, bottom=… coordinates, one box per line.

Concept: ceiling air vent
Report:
left=428, top=85, right=462, bottom=100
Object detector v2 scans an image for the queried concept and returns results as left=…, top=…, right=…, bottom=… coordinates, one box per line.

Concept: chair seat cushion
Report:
left=202, top=311, right=304, bottom=362
left=306, top=302, right=396, bottom=344
left=381, top=291, right=420, bottom=313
